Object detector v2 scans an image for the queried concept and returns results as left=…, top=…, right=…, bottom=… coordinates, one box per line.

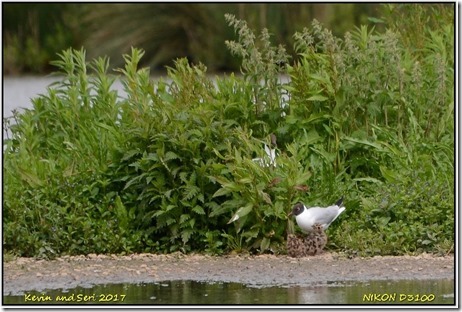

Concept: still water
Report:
left=3, top=279, right=454, bottom=305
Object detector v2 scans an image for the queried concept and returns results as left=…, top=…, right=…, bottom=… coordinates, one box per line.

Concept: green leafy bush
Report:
left=4, top=9, right=453, bottom=258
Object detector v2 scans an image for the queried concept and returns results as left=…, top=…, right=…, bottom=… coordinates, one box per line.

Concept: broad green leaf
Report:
left=114, top=196, right=128, bottom=231
left=192, top=206, right=205, bottom=215
left=353, top=177, right=384, bottom=184
left=295, top=171, right=312, bottom=186
left=183, top=185, right=199, bottom=201
left=209, top=204, right=230, bottom=218
left=361, top=197, right=375, bottom=210
left=259, top=191, right=272, bottom=204
left=310, top=147, right=335, bottom=163
left=212, top=188, right=232, bottom=198
left=165, top=151, right=180, bottom=161
left=344, top=136, right=384, bottom=151
left=380, top=166, right=399, bottom=183
left=180, top=214, right=190, bottom=224
left=238, top=177, right=253, bottom=184
left=368, top=17, right=384, bottom=23
left=303, top=129, right=321, bottom=145
left=121, top=149, right=140, bottom=162
left=18, top=168, right=43, bottom=187
left=307, top=94, right=329, bottom=102
left=181, top=229, right=194, bottom=244
left=260, top=237, right=270, bottom=252
left=227, top=204, right=253, bottom=224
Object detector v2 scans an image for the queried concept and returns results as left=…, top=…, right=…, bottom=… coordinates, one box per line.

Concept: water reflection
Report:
left=3, top=279, right=454, bottom=305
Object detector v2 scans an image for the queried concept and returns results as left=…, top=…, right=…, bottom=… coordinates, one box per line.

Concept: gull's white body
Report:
left=252, top=134, right=277, bottom=167
left=291, top=198, right=345, bottom=233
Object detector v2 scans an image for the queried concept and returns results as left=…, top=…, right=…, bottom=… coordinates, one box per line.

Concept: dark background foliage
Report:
left=3, top=3, right=383, bottom=74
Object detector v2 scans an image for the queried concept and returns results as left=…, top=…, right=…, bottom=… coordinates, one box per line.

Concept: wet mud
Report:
left=3, top=252, right=454, bottom=296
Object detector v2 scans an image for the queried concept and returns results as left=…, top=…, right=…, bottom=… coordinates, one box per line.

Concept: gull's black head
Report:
left=290, top=202, right=305, bottom=217
left=335, top=196, right=344, bottom=207
left=270, top=133, right=277, bottom=148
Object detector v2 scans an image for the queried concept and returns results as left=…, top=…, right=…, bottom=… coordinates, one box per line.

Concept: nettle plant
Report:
left=105, top=28, right=309, bottom=254
left=211, top=129, right=312, bottom=253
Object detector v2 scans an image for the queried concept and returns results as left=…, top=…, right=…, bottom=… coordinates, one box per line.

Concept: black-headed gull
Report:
left=252, top=133, right=277, bottom=167
left=289, top=197, right=345, bottom=233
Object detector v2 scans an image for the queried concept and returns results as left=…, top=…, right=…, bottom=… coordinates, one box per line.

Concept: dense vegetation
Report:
left=3, top=7, right=454, bottom=258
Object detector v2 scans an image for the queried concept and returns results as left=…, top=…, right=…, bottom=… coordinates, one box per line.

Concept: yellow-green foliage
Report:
left=4, top=9, right=453, bottom=258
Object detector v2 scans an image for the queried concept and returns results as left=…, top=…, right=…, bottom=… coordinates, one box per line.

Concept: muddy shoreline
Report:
left=3, top=252, right=454, bottom=296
